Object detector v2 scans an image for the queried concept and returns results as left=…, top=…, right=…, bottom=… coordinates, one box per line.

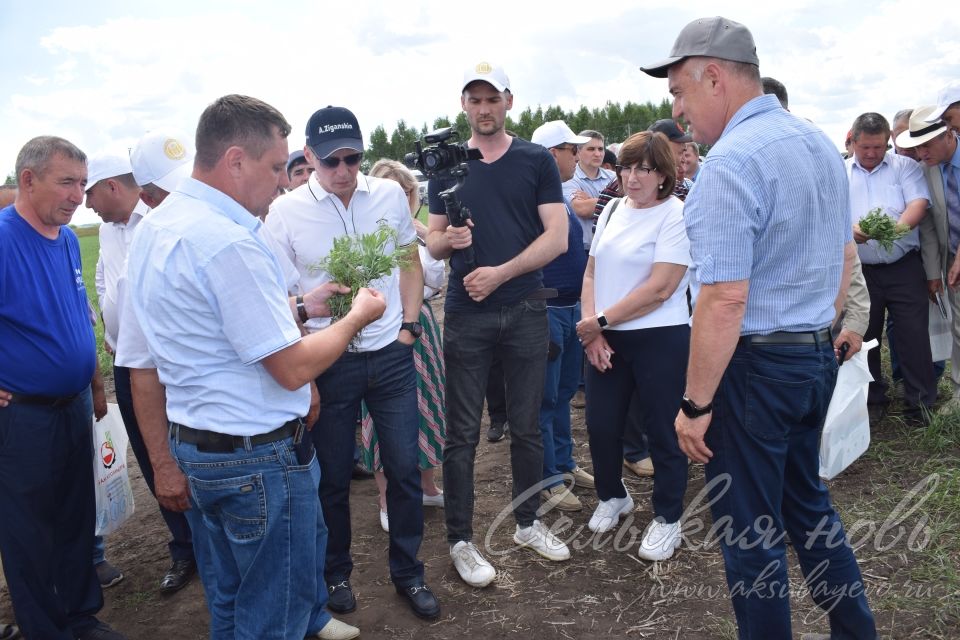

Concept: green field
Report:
left=75, top=226, right=112, bottom=378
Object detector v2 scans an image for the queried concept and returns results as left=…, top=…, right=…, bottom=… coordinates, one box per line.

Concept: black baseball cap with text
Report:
left=305, top=106, right=364, bottom=159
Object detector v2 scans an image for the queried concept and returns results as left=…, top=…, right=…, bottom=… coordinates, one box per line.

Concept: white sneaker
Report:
left=588, top=491, right=635, bottom=533
left=637, top=518, right=681, bottom=561
left=314, top=617, right=360, bottom=640
left=513, top=520, right=571, bottom=561
left=379, top=509, right=389, bottom=532
left=450, top=540, right=496, bottom=587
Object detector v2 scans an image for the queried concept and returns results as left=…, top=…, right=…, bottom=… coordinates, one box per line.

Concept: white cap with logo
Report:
left=130, top=131, right=194, bottom=193
left=86, top=153, right=133, bottom=192
left=462, top=61, right=511, bottom=93
left=531, top=121, right=591, bottom=149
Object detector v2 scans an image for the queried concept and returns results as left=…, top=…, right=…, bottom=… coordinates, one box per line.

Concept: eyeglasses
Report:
left=616, top=164, right=655, bottom=176
left=317, top=152, right=363, bottom=169
left=554, top=144, right=579, bottom=155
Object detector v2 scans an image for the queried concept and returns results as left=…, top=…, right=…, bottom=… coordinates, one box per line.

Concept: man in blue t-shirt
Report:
left=0, top=136, right=126, bottom=640
left=426, top=62, right=571, bottom=588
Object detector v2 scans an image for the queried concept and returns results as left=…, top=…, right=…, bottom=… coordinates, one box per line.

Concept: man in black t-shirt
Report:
left=426, top=62, right=571, bottom=587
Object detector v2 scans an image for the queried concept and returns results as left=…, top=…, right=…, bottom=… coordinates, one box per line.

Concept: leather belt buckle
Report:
left=196, top=432, right=238, bottom=453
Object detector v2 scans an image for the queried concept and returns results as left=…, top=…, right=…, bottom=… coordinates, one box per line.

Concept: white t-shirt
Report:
left=265, top=173, right=417, bottom=352
left=96, top=201, right=147, bottom=349
left=590, top=196, right=690, bottom=330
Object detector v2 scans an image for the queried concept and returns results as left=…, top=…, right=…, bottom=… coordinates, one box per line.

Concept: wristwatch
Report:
left=680, top=394, right=713, bottom=419
left=597, top=311, right=609, bottom=329
left=295, top=295, right=309, bottom=323
left=400, top=322, right=423, bottom=338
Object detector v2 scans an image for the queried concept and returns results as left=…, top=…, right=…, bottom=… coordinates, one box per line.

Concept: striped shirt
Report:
left=684, top=94, right=850, bottom=334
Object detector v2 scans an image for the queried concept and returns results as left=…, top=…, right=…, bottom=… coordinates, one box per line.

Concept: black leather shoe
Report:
left=159, top=559, right=196, bottom=594
left=327, top=579, right=356, bottom=613
left=395, top=582, right=440, bottom=620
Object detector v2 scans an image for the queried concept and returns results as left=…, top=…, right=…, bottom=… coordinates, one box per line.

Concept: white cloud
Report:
left=3, top=0, right=959, bottom=225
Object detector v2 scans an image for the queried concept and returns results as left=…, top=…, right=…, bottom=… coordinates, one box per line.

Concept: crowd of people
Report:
left=2, top=13, right=959, bottom=640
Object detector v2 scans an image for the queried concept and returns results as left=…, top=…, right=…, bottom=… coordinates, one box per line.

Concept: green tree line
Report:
left=365, top=99, right=675, bottom=165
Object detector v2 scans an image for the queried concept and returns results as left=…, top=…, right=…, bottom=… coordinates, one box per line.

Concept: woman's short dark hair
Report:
left=617, top=131, right=676, bottom=199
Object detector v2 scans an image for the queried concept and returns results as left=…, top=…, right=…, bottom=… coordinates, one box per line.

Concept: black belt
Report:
left=9, top=392, right=80, bottom=408
left=171, top=419, right=303, bottom=453
left=526, top=288, right=558, bottom=300
left=738, top=328, right=831, bottom=347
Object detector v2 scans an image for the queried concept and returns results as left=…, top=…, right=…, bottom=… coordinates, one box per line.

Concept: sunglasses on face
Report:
left=317, top=152, right=363, bottom=169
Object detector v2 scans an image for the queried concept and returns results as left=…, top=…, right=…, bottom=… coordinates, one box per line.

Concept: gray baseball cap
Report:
left=640, top=16, right=759, bottom=78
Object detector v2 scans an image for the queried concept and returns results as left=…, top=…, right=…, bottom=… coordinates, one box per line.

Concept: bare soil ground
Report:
left=2, top=299, right=957, bottom=638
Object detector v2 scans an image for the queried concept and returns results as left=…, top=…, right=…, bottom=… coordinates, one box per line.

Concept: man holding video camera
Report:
left=426, top=62, right=570, bottom=587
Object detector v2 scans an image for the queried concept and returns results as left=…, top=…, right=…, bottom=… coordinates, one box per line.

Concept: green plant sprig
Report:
left=309, top=224, right=414, bottom=320
left=858, top=206, right=911, bottom=252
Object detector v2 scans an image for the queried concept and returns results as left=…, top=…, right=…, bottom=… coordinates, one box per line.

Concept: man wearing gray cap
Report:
left=641, top=16, right=876, bottom=639
left=287, top=150, right=313, bottom=188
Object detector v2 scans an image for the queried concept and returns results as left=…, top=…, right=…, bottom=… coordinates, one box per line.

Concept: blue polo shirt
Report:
left=0, top=206, right=96, bottom=395
left=684, top=94, right=851, bottom=334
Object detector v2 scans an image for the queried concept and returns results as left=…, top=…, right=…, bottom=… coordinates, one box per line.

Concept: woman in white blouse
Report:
left=576, top=130, right=691, bottom=562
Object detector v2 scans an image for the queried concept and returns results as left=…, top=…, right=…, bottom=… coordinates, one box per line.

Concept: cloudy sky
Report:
left=3, top=0, right=958, bottom=225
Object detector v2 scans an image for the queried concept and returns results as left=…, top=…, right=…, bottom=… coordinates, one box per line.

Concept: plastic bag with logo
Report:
left=93, top=402, right=136, bottom=536
left=819, top=339, right=877, bottom=480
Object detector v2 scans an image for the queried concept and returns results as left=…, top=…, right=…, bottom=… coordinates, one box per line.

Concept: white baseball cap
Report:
left=86, top=153, right=133, bottom=192
left=130, top=131, right=194, bottom=192
left=462, top=61, right=510, bottom=93
left=927, top=80, right=960, bottom=122
left=531, top=121, right=591, bottom=149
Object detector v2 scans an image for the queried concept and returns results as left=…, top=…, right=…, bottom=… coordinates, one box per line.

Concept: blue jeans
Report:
left=0, top=389, right=103, bottom=640
left=705, top=338, right=876, bottom=639
left=171, top=429, right=330, bottom=640
left=540, top=304, right=581, bottom=485
left=313, top=340, right=424, bottom=587
left=443, top=299, right=548, bottom=543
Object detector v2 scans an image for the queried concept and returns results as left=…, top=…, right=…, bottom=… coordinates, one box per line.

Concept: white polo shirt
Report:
left=265, top=173, right=417, bottom=352
left=590, top=196, right=690, bottom=330
left=96, top=200, right=148, bottom=349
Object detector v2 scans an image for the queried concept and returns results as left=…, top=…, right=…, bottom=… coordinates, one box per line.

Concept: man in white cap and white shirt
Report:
left=86, top=151, right=198, bottom=594
left=528, top=121, right=595, bottom=513
left=906, top=107, right=960, bottom=409
left=426, top=62, right=571, bottom=589
left=926, top=80, right=960, bottom=134
left=129, top=130, right=194, bottom=209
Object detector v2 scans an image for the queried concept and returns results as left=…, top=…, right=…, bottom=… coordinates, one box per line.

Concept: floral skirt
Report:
left=360, top=302, right=445, bottom=471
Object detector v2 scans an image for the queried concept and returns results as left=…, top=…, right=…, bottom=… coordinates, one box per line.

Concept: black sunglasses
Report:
left=317, top=152, right=363, bottom=169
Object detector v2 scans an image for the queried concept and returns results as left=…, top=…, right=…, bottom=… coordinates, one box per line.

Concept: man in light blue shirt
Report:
left=127, top=94, right=385, bottom=640
left=847, top=111, right=933, bottom=420
left=562, top=130, right=614, bottom=252
left=642, top=16, right=876, bottom=640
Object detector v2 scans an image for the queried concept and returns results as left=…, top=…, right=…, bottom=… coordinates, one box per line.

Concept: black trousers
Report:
left=114, top=366, right=194, bottom=562
left=862, top=251, right=937, bottom=412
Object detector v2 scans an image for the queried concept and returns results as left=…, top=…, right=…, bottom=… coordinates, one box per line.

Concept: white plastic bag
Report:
left=93, top=402, right=135, bottom=535
left=929, top=298, right=952, bottom=362
left=819, top=339, right=877, bottom=480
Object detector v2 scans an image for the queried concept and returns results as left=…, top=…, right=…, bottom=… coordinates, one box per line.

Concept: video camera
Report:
left=404, top=128, right=482, bottom=271
left=403, top=127, right=481, bottom=178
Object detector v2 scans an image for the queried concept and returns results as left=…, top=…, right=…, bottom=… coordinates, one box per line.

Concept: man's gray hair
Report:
left=687, top=57, right=761, bottom=88
left=892, top=109, right=913, bottom=127
left=15, top=136, right=86, bottom=185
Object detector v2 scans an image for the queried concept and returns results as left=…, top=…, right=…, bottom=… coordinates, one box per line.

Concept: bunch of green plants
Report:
left=858, top=206, right=911, bottom=252
left=311, top=224, right=414, bottom=320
